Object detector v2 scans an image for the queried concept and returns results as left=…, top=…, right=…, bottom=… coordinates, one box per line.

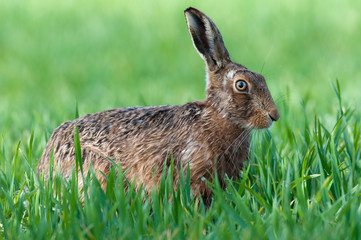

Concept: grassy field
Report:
left=1, top=0, right=361, bottom=239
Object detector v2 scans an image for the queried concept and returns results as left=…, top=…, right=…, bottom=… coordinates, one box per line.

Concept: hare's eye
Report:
left=235, top=80, right=248, bottom=92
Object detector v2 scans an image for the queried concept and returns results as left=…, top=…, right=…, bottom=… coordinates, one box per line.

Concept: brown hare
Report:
left=38, top=7, right=280, bottom=203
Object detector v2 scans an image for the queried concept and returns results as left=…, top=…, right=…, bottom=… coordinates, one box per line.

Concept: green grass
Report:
left=1, top=0, right=361, bottom=239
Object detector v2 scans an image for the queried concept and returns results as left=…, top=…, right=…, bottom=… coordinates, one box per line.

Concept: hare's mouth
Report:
left=254, top=120, right=273, bottom=129
left=248, top=113, right=274, bottom=130
left=246, top=105, right=280, bottom=129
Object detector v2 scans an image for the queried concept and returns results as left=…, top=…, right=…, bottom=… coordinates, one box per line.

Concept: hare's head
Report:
left=185, top=7, right=279, bottom=129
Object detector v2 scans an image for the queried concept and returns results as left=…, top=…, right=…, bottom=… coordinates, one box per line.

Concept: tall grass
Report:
left=1, top=0, right=361, bottom=239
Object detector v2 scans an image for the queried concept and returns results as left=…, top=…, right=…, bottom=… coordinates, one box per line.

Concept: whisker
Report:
left=231, top=129, right=252, bottom=163
left=217, top=126, right=253, bottom=174
left=231, top=130, right=250, bottom=158
left=216, top=129, right=248, bottom=172
left=260, top=46, right=273, bottom=74
left=220, top=130, right=247, bottom=158
left=275, top=94, right=287, bottom=105
left=248, top=129, right=265, bottom=157
left=229, top=129, right=252, bottom=172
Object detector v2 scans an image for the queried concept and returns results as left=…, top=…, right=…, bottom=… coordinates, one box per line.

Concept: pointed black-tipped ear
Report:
left=185, top=7, right=231, bottom=71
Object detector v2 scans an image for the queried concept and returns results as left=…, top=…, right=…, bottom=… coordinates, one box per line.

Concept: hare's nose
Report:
left=269, top=108, right=280, bottom=122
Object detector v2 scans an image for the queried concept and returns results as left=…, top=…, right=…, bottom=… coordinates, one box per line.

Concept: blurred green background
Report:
left=1, top=0, right=360, bottom=149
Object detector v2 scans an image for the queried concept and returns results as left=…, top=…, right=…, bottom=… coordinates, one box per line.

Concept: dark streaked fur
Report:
left=38, top=7, right=280, bottom=204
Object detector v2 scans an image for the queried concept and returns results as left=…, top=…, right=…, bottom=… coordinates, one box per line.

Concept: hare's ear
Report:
left=185, top=7, right=231, bottom=71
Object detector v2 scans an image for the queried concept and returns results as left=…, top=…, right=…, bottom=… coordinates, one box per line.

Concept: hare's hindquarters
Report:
left=38, top=119, right=112, bottom=189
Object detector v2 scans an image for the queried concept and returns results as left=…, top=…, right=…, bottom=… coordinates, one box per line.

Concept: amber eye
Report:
left=235, top=80, right=248, bottom=92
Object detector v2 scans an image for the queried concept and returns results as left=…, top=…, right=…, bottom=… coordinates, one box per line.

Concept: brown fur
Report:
left=37, top=7, right=279, bottom=203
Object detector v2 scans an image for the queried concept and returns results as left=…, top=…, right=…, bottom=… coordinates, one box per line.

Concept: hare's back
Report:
left=38, top=103, right=203, bottom=175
